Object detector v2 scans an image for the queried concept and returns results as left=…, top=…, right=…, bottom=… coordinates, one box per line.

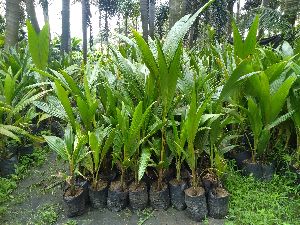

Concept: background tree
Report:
left=283, top=0, right=300, bottom=26
left=149, top=0, right=155, bottom=38
left=118, top=0, right=140, bottom=37
left=82, top=0, right=91, bottom=63
left=4, top=0, right=22, bottom=48
left=61, top=0, right=71, bottom=53
left=99, top=0, right=118, bottom=46
left=24, top=0, right=40, bottom=33
left=140, top=0, right=149, bottom=40
left=155, top=1, right=169, bottom=39
left=169, top=0, right=185, bottom=29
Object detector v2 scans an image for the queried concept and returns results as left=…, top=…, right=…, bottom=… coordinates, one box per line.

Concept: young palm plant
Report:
left=108, top=101, right=155, bottom=211
left=129, top=0, right=216, bottom=191
left=85, top=126, right=115, bottom=189
left=44, top=125, right=88, bottom=196
left=83, top=125, right=115, bottom=208
left=113, top=101, right=154, bottom=190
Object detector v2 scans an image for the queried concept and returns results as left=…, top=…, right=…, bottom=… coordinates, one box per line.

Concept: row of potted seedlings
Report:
left=63, top=170, right=229, bottom=221
left=44, top=123, right=230, bottom=221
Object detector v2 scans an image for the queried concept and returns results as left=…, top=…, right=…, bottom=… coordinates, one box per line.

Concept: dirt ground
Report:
left=1, top=153, right=225, bottom=225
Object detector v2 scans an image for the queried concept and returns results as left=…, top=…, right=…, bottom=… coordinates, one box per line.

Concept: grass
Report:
left=31, top=203, right=60, bottom=225
left=225, top=162, right=300, bottom=225
left=0, top=147, right=49, bottom=217
left=137, top=208, right=154, bottom=225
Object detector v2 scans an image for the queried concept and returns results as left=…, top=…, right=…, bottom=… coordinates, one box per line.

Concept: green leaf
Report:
left=44, top=135, right=68, bottom=161
left=54, top=81, right=77, bottom=130
left=89, top=131, right=100, bottom=169
left=266, top=61, right=288, bottom=83
left=132, top=30, right=159, bottom=77
left=76, top=96, right=90, bottom=130
left=33, top=100, right=67, bottom=120
left=0, top=125, right=20, bottom=142
left=101, top=128, right=115, bottom=165
left=232, top=19, right=244, bottom=58
left=247, top=97, right=263, bottom=141
left=267, top=110, right=295, bottom=130
left=219, top=59, right=254, bottom=101
left=244, top=15, right=259, bottom=57
left=270, top=75, right=296, bottom=122
left=26, top=20, right=49, bottom=70
left=138, top=148, right=151, bottom=182
left=3, top=72, right=15, bottom=105
left=232, top=15, right=259, bottom=59
left=10, top=89, right=52, bottom=118
left=163, top=0, right=215, bottom=63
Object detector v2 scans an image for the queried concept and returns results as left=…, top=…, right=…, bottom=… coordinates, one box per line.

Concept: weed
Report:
left=225, top=163, right=300, bottom=225
left=62, top=220, right=78, bottom=225
left=32, top=203, right=59, bottom=225
left=137, top=208, right=154, bottom=225
left=0, top=147, right=49, bottom=218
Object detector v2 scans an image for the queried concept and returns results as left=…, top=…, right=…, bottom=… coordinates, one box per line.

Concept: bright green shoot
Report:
left=288, top=87, right=300, bottom=166
left=85, top=126, right=115, bottom=189
left=113, top=101, right=155, bottom=189
left=44, top=125, right=88, bottom=196
left=26, top=20, right=50, bottom=70
left=166, top=116, right=187, bottom=182
left=184, top=89, right=210, bottom=188
left=240, top=70, right=296, bottom=161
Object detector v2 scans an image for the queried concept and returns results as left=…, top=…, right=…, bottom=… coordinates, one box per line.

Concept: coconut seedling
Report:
left=44, top=125, right=88, bottom=217
left=131, top=0, right=216, bottom=192
left=84, top=126, right=115, bottom=208
left=289, top=86, right=300, bottom=169
left=109, top=101, right=154, bottom=211
left=237, top=68, right=296, bottom=180
left=205, top=114, right=238, bottom=219
left=183, top=88, right=212, bottom=221
left=166, top=116, right=188, bottom=210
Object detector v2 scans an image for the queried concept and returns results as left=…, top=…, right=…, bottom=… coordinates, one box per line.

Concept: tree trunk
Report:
left=61, top=0, right=71, bottom=54
left=149, top=0, right=155, bottom=38
left=283, top=0, right=300, bottom=27
left=124, top=14, right=128, bottom=37
left=25, top=0, right=40, bottom=33
left=236, top=0, right=240, bottom=22
left=258, top=0, right=270, bottom=38
left=41, top=0, right=51, bottom=39
left=227, top=0, right=235, bottom=36
left=104, top=10, right=109, bottom=51
left=169, top=0, right=184, bottom=29
left=89, top=24, right=93, bottom=49
left=140, top=0, right=149, bottom=41
left=5, top=0, right=22, bottom=48
left=82, top=0, right=88, bottom=64
left=41, top=0, right=49, bottom=23
left=98, top=5, right=102, bottom=51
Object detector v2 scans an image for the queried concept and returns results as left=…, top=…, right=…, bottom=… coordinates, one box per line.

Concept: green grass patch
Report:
left=0, top=147, right=49, bottom=217
left=225, top=166, right=300, bottom=225
left=31, top=203, right=59, bottom=225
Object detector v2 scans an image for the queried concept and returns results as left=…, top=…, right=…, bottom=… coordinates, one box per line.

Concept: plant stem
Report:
left=192, top=168, right=196, bottom=188
left=135, top=164, right=138, bottom=187
left=158, top=115, right=166, bottom=191
left=296, top=127, right=300, bottom=164
left=69, top=163, right=76, bottom=196
left=176, top=160, right=181, bottom=182
left=252, top=137, right=258, bottom=163
left=121, top=167, right=125, bottom=191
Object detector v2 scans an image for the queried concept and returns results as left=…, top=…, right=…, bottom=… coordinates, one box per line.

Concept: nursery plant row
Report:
left=1, top=3, right=300, bottom=222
